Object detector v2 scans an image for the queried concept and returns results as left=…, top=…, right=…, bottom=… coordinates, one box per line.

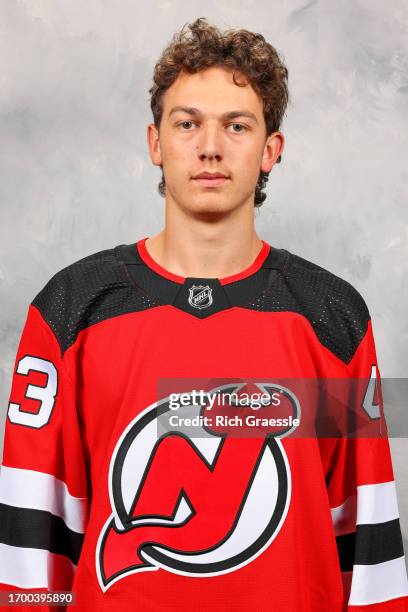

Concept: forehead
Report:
left=162, top=66, right=263, bottom=118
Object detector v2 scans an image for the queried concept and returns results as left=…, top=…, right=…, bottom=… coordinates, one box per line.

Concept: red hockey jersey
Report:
left=1, top=237, right=407, bottom=611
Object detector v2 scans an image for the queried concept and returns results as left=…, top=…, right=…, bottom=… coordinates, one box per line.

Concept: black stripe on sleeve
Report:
left=336, top=518, right=404, bottom=571
left=336, top=531, right=355, bottom=572
left=0, top=503, right=84, bottom=566
left=354, top=518, right=404, bottom=565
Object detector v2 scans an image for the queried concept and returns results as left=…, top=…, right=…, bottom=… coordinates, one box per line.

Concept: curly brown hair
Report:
left=148, top=17, right=290, bottom=207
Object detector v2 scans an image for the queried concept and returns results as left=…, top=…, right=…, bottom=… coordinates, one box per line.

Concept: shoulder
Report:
left=32, top=245, right=124, bottom=305
left=284, top=249, right=369, bottom=315
left=31, top=244, right=132, bottom=354
left=278, top=248, right=371, bottom=364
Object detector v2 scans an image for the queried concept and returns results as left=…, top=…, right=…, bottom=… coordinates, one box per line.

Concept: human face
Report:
left=147, top=66, right=284, bottom=217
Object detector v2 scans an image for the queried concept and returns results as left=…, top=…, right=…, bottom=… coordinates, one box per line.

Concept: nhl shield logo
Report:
left=188, top=284, right=213, bottom=309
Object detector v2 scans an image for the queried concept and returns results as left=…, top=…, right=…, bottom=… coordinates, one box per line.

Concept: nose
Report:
left=196, top=125, right=223, bottom=161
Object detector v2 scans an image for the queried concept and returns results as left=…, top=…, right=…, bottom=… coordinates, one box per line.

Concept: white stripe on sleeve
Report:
left=348, top=555, right=408, bottom=605
left=0, top=465, right=87, bottom=534
left=331, top=480, right=400, bottom=536
left=0, top=542, right=76, bottom=589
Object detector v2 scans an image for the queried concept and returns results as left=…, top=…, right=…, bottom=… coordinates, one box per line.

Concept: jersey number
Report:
left=362, top=364, right=381, bottom=420
left=8, top=355, right=58, bottom=428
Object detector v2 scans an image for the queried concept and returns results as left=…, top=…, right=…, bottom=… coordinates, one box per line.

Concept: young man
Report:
left=0, top=17, right=407, bottom=611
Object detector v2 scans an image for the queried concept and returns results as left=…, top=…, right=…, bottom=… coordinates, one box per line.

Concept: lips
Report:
left=194, top=172, right=228, bottom=179
left=192, top=172, right=230, bottom=187
left=193, top=177, right=229, bottom=187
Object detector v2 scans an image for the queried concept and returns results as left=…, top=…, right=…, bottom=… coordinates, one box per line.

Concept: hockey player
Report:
left=1, top=17, right=407, bottom=611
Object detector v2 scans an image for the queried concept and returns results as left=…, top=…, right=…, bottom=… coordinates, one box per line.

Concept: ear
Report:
left=147, top=123, right=162, bottom=167
left=261, top=132, right=285, bottom=173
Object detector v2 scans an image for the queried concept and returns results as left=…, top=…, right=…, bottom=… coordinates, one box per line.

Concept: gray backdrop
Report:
left=1, top=0, right=407, bottom=562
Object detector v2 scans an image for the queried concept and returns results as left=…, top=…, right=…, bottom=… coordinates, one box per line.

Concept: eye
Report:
left=228, top=123, right=247, bottom=133
left=176, top=121, right=248, bottom=133
left=178, top=121, right=196, bottom=130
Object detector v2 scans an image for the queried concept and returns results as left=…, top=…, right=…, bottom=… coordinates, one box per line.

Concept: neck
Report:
left=145, top=198, right=264, bottom=279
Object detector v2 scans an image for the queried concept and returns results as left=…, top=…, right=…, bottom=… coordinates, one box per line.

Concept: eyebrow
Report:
left=168, top=106, right=258, bottom=124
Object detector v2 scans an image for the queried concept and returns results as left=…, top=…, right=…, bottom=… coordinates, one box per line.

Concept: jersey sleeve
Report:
left=321, top=317, right=408, bottom=610
left=0, top=302, right=89, bottom=605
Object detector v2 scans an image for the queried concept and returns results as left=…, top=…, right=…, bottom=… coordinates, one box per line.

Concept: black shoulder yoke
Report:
left=32, top=243, right=370, bottom=364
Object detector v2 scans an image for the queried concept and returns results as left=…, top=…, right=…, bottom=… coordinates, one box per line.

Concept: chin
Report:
left=189, top=203, right=239, bottom=221
left=191, top=197, right=235, bottom=211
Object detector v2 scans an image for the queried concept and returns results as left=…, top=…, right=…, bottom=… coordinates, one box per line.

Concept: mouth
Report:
left=192, top=176, right=230, bottom=187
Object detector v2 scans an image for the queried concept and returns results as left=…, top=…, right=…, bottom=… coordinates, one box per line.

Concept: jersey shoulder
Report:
left=30, top=244, right=154, bottom=355
left=273, top=249, right=371, bottom=364
left=29, top=243, right=372, bottom=366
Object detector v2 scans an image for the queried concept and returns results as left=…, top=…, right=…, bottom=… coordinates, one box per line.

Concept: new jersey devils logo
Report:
left=96, top=383, right=292, bottom=591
